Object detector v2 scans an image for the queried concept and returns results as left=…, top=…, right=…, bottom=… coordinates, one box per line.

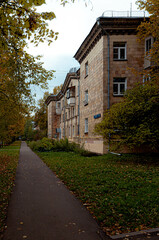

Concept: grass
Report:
left=37, top=151, right=159, bottom=236
left=0, top=141, right=21, bottom=237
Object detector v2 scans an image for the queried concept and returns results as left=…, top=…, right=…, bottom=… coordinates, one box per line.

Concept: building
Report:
left=46, top=13, right=150, bottom=154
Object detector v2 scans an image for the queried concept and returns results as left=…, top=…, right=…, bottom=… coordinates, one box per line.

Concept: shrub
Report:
left=29, top=137, right=96, bottom=156
left=29, top=138, right=54, bottom=152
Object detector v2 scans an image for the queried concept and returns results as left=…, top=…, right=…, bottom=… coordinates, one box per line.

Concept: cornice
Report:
left=74, top=17, right=149, bottom=63
left=45, top=71, right=80, bottom=105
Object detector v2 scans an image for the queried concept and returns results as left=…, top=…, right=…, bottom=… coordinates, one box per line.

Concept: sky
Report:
left=28, top=0, right=142, bottom=102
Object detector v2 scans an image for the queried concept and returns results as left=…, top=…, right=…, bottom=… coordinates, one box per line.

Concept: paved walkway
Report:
left=3, top=142, right=109, bottom=240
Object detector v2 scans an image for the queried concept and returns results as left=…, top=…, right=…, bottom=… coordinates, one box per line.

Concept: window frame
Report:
left=84, top=90, right=88, bottom=106
left=113, top=42, right=127, bottom=61
left=85, top=61, right=88, bottom=77
left=113, top=78, right=127, bottom=96
left=85, top=118, right=88, bottom=133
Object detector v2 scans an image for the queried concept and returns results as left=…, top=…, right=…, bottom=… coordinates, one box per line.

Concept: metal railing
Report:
left=102, top=10, right=149, bottom=18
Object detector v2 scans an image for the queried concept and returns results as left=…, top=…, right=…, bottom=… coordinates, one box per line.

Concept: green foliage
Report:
left=95, top=82, right=159, bottom=151
left=0, top=0, right=56, bottom=144
left=29, top=137, right=54, bottom=152
left=34, top=92, right=49, bottom=132
left=37, top=151, right=159, bottom=235
left=137, top=0, right=159, bottom=78
left=29, top=137, right=95, bottom=156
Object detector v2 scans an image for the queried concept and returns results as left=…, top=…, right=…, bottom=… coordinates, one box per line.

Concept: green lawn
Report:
left=0, top=141, right=21, bottom=237
left=38, top=151, right=159, bottom=235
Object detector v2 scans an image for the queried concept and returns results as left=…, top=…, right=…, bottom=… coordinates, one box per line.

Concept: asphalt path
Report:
left=3, top=142, right=109, bottom=240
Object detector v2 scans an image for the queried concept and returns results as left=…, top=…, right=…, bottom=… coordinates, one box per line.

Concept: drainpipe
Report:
left=97, top=18, right=121, bottom=156
left=97, top=18, right=111, bottom=153
left=97, top=18, right=110, bottom=110
left=78, top=78, right=80, bottom=139
left=60, top=92, right=65, bottom=138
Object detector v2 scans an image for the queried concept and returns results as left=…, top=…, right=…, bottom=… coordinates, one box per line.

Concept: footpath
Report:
left=3, top=142, right=159, bottom=240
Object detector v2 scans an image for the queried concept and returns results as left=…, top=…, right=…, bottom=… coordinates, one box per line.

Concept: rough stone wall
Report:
left=47, top=101, right=60, bottom=139
left=79, top=37, right=106, bottom=154
left=79, top=34, right=144, bottom=154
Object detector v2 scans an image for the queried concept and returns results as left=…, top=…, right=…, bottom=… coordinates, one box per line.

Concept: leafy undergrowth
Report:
left=37, top=151, right=159, bottom=236
left=0, top=141, right=21, bottom=237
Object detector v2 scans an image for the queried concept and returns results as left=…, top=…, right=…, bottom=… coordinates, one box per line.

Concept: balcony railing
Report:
left=101, top=10, right=149, bottom=18
left=67, top=97, right=75, bottom=106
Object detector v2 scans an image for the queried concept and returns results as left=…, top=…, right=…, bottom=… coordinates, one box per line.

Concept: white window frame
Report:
left=113, top=78, right=127, bottom=96
left=143, top=74, right=151, bottom=83
left=85, top=61, right=88, bottom=77
left=113, top=42, right=127, bottom=60
left=85, top=118, right=88, bottom=133
left=84, top=90, right=88, bottom=105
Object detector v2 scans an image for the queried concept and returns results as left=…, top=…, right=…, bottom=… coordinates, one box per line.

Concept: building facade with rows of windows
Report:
left=46, top=15, right=151, bottom=154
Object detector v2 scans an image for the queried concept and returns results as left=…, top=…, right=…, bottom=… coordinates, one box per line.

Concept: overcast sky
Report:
left=28, top=0, right=142, bottom=102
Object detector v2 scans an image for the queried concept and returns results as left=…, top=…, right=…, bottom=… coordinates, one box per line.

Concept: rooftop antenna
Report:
left=130, top=2, right=132, bottom=17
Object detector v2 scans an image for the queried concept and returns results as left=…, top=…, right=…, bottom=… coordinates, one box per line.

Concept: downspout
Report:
left=60, top=92, right=65, bottom=138
left=78, top=78, right=80, bottom=140
left=97, top=18, right=110, bottom=110
left=97, top=18, right=121, bottom=156
left=97, top=18, right=110, bottom=152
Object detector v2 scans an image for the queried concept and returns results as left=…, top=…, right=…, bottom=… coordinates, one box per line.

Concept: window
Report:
left=113, top=42, right=126, bottom=60
left=143, top=75, right=151, bottom=83
left=84, top=90, right=88, bottom=106
left=66, top=89, right=70, bottom=99
left=72, top=107, right=75, bottom=117
left=85, top=118, right=88, bottom=133
left=56, top=102, right=61, bottom=109
left=63, top=114, right=65, bottom=122
left=73, top=125, right=74, bottom=136
left=85, top=61, right=88, bottom=77
left=113, top=78, right=126, bottom=96
left=146, top=38, right=152, bottom=53
left=69, top=126, right=71, bottom=137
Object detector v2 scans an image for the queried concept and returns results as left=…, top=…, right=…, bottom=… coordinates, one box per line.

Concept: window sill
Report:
left=113, top=59, right=127, bottom=61
left=113, top=94, right=124, bottom=97
left=84, top=131, right=88, bottom=134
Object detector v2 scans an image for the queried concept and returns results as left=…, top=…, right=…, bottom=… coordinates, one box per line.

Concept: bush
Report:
left=29, top=138, right=54, bottom=152
left=29, top=137, right=96, bottom=156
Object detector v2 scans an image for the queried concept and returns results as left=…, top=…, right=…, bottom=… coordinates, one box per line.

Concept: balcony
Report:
left=56, top=108, right=61, bottom=115
left=144, top=56, right=155, bottom=69
left=56, top=101, right=61, bottom=115
left=67, top=97, right=75, bottom=106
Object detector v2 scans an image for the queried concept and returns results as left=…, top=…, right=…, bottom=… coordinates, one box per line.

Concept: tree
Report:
left=137, top=0, right=159, bottom=80
left=0, top=0, right=58, bottom=143
left=34, top=92, right=49, bottom=132
left=95, top=82, right=159, bottom=151
left=53, top=84, right=63, bottom=95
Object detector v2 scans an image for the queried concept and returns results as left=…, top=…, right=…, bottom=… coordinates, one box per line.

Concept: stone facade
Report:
left=46, top=16, right=149, bottom=154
